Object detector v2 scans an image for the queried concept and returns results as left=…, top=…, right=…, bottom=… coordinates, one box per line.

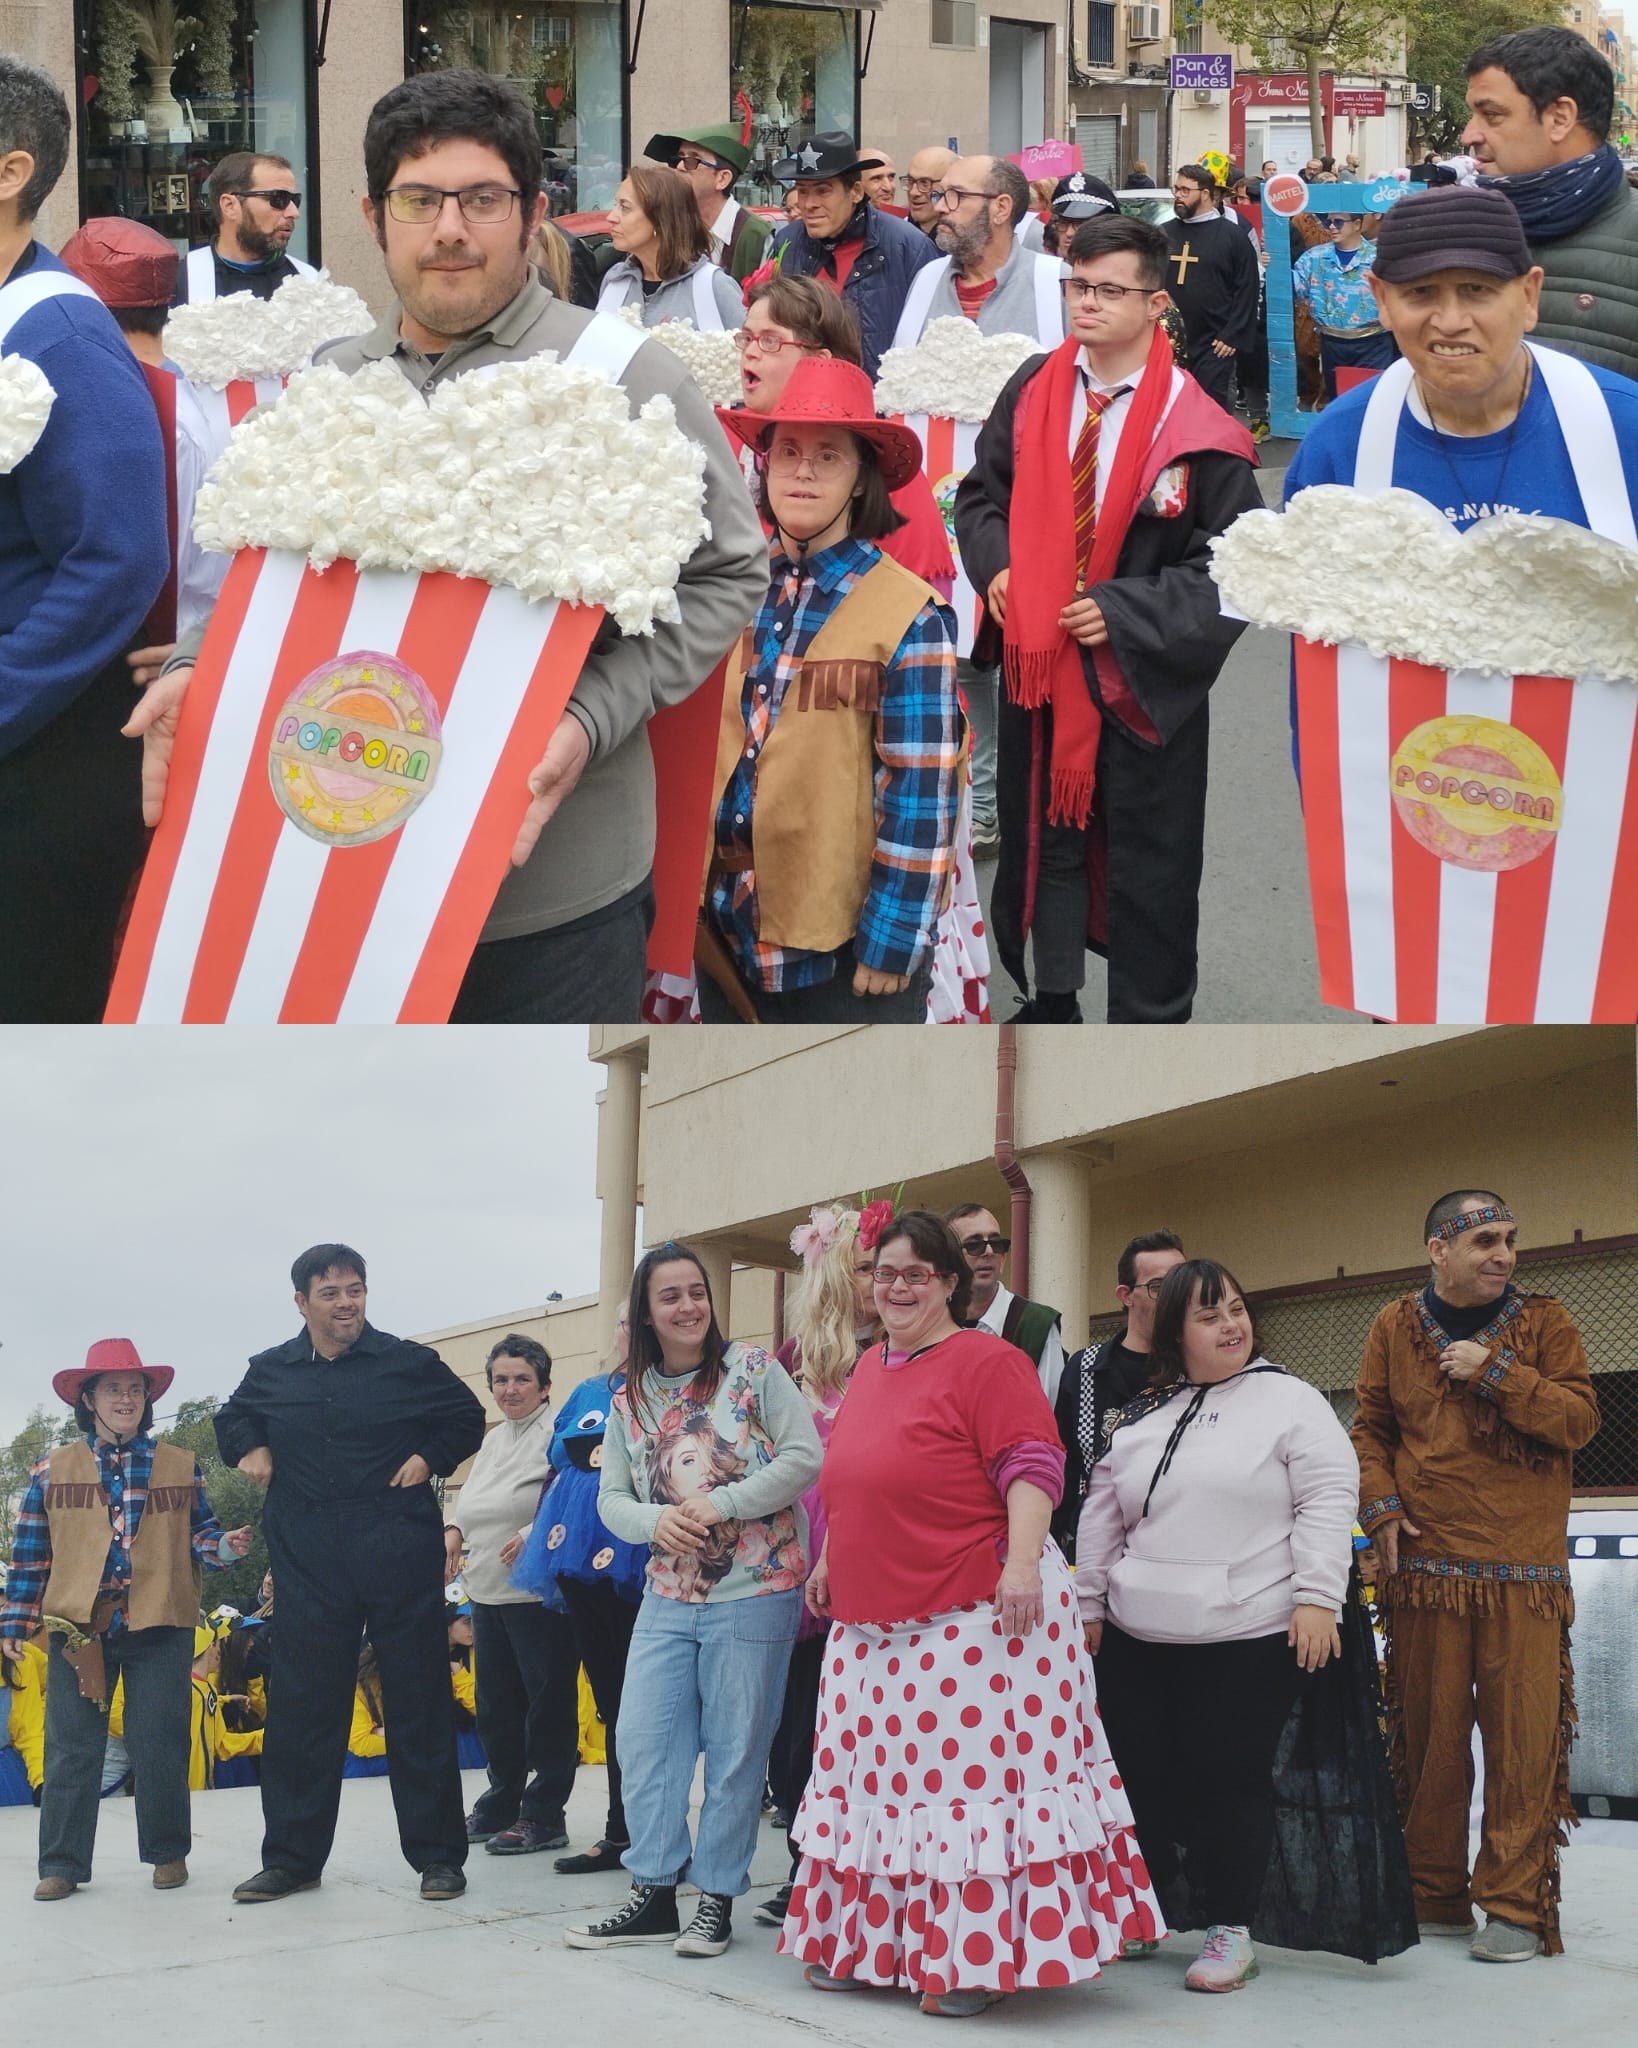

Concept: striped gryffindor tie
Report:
left=1070, top=383, right=1132, bottom=583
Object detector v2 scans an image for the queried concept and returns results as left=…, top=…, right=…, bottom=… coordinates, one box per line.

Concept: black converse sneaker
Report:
left=752, top=1881, right=793, bottom=1928
left=674, top=1892, right=734, bottom=1957
left=562, top=1882, right=680, bottom=1949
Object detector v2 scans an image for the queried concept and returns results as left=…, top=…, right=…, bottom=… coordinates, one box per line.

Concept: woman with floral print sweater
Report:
left=566, top=1242, right=822, bottom=1962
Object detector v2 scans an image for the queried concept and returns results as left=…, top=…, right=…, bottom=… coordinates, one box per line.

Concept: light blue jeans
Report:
left=960, top=658, right=1000, bottom=833
left=617, top=1586, right=802, bottom=1898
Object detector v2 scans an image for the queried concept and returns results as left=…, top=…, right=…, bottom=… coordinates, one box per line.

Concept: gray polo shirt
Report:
left=179, top=272, right=767, bottom=942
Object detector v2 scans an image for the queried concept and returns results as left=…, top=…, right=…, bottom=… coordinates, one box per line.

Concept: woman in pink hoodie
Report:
left=1077, top=1258, right=1414, bottom=1992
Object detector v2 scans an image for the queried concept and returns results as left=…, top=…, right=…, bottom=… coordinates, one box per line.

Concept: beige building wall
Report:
left=3, top=0, right=78, bottom=253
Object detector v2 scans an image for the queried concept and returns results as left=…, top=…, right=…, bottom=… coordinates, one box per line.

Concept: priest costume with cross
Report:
left=1162, top=163, right=1261, bottom=417
left=954, top=212, right=1261, bottom=1023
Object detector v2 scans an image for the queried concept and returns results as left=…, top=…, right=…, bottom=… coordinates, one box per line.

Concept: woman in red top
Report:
left=781, top=1211, right=1162, bottom=2018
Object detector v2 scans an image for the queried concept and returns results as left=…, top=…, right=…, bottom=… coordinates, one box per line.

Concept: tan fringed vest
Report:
left=706, top=553, right=940, bottom=953
left=40, top=1440, right=202, bottom=1631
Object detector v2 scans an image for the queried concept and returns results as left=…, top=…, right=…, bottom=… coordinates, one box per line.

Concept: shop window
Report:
left=1086, top=3, right=1116, bottom=69
left=407, top=2, right=626, bottom=217
left=732, top=4, right=861, bottom=207
left=78, top=0, right=313, bottom=263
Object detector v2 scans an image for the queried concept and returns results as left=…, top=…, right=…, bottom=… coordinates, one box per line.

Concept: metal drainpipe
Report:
left=994, top=1024, right=1032, bottom=1298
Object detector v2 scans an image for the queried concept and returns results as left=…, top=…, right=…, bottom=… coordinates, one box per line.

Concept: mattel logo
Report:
left=1168, top=53, right=1233, bottom=91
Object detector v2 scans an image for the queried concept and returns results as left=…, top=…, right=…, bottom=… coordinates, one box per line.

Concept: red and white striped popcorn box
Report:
left=1293, top=642, right=1638, bottom=1023
left=893, top=411, right=985, bottom=656
left=107, top=548, right=605, bottom=1023
left=188, top=375, right=289, bottom=451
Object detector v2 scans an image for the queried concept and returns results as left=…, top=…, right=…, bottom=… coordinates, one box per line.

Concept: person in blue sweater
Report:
left=0, top=56, right=168, bottom=1022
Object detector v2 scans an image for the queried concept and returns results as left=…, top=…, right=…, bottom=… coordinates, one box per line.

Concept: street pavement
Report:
left=4, top=1768, right=1633, bottom=2046
left=977, top=439, right=1363, bottom=1025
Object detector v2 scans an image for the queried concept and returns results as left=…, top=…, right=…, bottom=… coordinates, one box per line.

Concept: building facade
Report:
left=429, top=1026, right=1638, bottom=1504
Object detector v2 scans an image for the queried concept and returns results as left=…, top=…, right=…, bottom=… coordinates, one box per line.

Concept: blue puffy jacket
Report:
left=776, top=204, right=942, bottom=380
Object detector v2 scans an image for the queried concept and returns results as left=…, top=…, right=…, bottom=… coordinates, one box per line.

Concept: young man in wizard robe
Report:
left=953, top=214, right=1262, bottom=1022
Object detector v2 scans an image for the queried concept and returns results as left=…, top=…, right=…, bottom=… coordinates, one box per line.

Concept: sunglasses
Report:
left=241, top=188, right=302, bottom=212
left=959, top=1234, right=1010, bottom=1255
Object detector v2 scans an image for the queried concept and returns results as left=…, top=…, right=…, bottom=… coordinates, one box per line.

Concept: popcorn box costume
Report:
left=107, top=311, right=720, bottom=1022
left=1216, top=347, right=1638, bottom=1024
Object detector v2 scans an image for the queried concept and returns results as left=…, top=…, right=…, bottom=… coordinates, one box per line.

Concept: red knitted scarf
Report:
left=1003, top=323, right=1174, bottom=826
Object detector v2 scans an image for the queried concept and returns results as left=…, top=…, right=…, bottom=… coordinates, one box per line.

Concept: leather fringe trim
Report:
left=795, top=660, right=884, bottom=713
left=43, top=1484, right=108, bottom=1510
left=1464, top=1394, right=1557, bottom=1474
left=144, top=1487, right=195, bottom=1513
left=1377, top=1570, right=1576, bottom=1623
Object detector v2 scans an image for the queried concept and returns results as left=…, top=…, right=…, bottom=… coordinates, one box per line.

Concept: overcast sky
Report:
left=0, top=1029, right=604, bottom=1446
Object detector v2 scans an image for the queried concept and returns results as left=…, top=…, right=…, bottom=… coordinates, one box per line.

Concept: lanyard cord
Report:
left=1137, top=1363, right=1285, bottom=1520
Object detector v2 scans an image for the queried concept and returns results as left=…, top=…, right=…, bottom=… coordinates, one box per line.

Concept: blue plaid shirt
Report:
left=1, top=1433, right=229, bottom=1641
left=709, top=536, right=960, bottom=991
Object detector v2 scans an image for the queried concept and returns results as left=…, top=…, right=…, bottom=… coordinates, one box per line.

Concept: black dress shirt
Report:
left=214, top=1321, right=486, bottom=1505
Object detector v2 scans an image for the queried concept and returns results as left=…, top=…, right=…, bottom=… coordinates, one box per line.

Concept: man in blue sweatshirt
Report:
left=0, top=56, right=168, bottom=1021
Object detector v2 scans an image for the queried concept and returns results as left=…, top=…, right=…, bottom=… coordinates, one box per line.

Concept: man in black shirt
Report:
left=173, top=151, right=317, bottom=306
left=1161, top=164, right=1260, bottom=415
left=1051, top=1230, right=1185, bottom=1556
left=215, top=1242, right=486, bottom=1902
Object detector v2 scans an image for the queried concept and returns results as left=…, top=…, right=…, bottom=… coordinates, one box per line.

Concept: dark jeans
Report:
left=39, top=1625, right=192, bottom=1880
left=1317, top=328, right=1399, bottom=400
left=697, top=940, right=933, bottom=1023
left=559, top=1576, right=640, bottom=1843
left=449, top=878, right=655, bottom=1023
left=1095, top=1622, right=1309, bottom=1928
left=772, top=1633, right=826, bottom=1875
left=1003, top=697, right=1210, bottom=1022
left=468, top=1600, right=579, bottom=1830
left=260, top=1486, right=465, bottom=1877
left=0, top=661, right=145, bottom=1022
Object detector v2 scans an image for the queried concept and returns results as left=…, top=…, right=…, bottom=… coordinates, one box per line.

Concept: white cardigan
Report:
left=1075, top=1362, right=1358, bottom=1644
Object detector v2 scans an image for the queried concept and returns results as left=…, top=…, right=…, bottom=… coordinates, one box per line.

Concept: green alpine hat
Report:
left=645, top=124, right=751, bottom=178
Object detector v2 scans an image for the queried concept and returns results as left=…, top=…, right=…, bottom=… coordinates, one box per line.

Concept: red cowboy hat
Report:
left=52, top=1338, right=175, bottom=1409
left=719, top=358, right=924, bottom=492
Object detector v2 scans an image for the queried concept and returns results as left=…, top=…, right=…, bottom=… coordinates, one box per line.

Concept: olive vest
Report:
left=708, top=552, right=940, bottom=953
left=1530, top=180, right=1638, bottom=381
left=40, top=1440, right=202, bottom=1631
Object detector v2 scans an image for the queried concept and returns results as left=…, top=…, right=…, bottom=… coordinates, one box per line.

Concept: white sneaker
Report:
left=1470, top=1917, right=1541, bottom=1963
left=1184, top=1924, right=1258, bottom=1992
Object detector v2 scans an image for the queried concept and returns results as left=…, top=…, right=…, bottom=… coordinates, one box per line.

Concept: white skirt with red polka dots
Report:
left=779, top=1544, right=1163, bottom=1994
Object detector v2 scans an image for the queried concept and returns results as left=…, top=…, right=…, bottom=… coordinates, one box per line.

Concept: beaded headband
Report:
left=1430, top=1204, right=1514, bottom=1243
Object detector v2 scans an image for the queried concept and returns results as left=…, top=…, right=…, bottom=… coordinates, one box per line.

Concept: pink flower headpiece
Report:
left=789, top=1205, right=854, bottom=1269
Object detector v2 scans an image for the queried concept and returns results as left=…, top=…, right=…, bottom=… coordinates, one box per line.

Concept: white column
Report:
left=1022, top=1149, right=1093, bottom=1354
left=596, top=1055, right=641, bottom=1359
left=693, top=1242, right=734, bottom=1335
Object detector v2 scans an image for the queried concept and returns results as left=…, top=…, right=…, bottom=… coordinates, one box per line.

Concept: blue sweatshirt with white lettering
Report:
left=0, top=245, right=168, bottom=758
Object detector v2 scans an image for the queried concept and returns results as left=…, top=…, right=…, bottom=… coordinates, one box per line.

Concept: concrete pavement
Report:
left=5, top=1770, right=1633, bottom=2047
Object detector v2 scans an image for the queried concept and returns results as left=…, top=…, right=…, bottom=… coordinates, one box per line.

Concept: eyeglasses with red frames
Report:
left=731, top=329, right=820, bottom=356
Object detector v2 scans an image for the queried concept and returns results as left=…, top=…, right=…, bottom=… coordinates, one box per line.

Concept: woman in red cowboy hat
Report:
left=700, top=357, right=963, bottom=1022
left=0, top=1338, right=252, bottom=1902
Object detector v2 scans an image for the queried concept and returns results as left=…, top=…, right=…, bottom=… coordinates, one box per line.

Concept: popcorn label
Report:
left=269, top=650, right=444, bottom=847
left=1390, top=714, right=1563, bottom=872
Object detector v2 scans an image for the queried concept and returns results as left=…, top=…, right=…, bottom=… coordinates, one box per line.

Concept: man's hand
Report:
left=390, top=1455, right=431, bottom=1488
left=237, top=1447, right=274, bottom=1488
left=653, top=1504, right=707, bottom=1553
left=992, top=1556, right=1045, bottom=1637
left=123, top=662, right=194, bottom=827
left=511, top=711, right=591, bottom=867
left=127, top=643, right=176, bottom=689
left=1289, top=1603, right=1342, bottom=1671
left=1082, top=1619, right=1103, bottom=1656
left=497, top=1533, right=525, bottom=1570
left=1210, top=338, right=1237, bottom=358
left=853, top=963, right=910, bottom=999
left=443, top=1527, right=465, bottom=1585
left=1376, top=1515, right=1421, bottom=1575
left=0, top=1638, right=24, bottom=1665
left=1439, top=1340, right=1490, bottom=1384
left=987, top=568, right=1010, bottom=624
left=1058, top=596, right=1109, bottom=648
left=221, top=1526, right=254, bottom=1559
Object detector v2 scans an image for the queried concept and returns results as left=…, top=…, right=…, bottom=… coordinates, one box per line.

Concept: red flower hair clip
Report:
left=857, top=1198, right=896, bottom=1253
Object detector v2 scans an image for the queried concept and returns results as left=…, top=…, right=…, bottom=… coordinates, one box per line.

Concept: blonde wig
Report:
left=788, top=1204, right=868, bottom=1402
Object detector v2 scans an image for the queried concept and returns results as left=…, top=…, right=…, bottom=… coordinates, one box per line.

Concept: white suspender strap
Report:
left=562, top=309, right=647, bottom=383
left=1527, top=342, right=1637, bottom=547
left=186, top=244, right=217, bottom=305
left=1350, top=356, right=1416, bottom=495
left=0, top=268, right=100, bottom=347
left=1032, top=251, right=1065, bottom=345
left=891, top=256, right=951, bottom=351
left=691, top=260, right=725, bottom=332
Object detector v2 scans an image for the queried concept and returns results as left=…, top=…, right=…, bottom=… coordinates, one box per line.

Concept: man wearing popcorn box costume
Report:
left=124, top=70, right=767, bottom=1025
left=174, top=152, right=317, bottom=309
left=954, top=214, right=1261, bottom=1023
left=1223, top=184, right=1638, bottom=1023
left=0, top=56, right=168, bottom=1025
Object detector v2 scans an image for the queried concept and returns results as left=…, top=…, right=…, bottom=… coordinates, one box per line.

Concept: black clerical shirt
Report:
left=214, top=1321, right=486, bottom=1505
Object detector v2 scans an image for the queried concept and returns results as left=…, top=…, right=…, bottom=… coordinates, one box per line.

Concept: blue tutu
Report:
left=512, top=1464, right=647, bottom=1606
